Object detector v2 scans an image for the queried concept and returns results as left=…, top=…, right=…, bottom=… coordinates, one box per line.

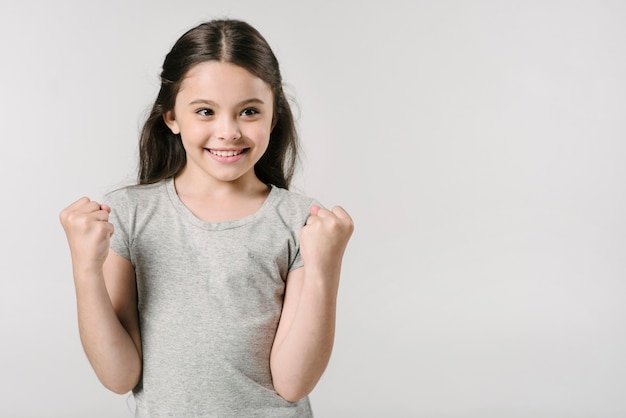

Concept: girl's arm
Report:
left=60, top=198, right=142, bottom=394
left=270, top=205, right=353, bottom=402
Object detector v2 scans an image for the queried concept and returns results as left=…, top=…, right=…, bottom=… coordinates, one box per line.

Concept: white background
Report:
left=1, top=1, right=625, bottom=417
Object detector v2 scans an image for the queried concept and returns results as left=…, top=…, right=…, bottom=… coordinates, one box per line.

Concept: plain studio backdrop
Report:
left=1, top=1, right=625, bottom=417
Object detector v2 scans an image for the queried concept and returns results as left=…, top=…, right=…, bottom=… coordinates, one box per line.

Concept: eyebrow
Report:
left=188, top=98, right=266, bottom=107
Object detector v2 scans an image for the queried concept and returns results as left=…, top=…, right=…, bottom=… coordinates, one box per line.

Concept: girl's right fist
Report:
left=59, top=197, right=114, bottom=273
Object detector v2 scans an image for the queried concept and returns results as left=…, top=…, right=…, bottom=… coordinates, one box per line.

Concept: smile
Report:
left=208, top=149, right=247, bottom=157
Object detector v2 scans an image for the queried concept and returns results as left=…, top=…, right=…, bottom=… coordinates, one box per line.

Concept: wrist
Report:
left=72, top=260, right=105, bottom=282
left=303, top=266, right=341, bottom=295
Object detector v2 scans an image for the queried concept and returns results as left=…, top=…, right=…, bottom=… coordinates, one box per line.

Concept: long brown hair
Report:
left=138, top=19, right=299, bottom=189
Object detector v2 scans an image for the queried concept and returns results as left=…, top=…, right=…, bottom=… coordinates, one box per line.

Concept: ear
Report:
left=163, top=110, right=180, bottom=134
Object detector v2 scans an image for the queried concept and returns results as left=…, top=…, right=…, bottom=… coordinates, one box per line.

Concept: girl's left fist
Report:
left=299, top=205, right=354, bottom=274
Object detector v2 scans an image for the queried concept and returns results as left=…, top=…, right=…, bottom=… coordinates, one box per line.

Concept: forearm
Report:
left=270, top=268, right=339, bottom=402
left=73, top=267, right=141, bottom=394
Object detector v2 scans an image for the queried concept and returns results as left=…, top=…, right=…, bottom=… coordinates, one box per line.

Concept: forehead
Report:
left=178, top=61, right=272, bottom=100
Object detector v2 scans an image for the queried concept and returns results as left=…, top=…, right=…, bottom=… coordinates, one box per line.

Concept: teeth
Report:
left=210, top=149, right=243, bottom=157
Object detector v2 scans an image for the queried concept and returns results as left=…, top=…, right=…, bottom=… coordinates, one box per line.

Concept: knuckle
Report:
left=65, top=211, right=79, bottom=223
left=328, top=216, right=341, bottom=228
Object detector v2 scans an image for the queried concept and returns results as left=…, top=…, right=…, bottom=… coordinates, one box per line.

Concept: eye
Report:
left=240, top=108, right=260, bottom=117
left=196, top=108, right=214, bottom=117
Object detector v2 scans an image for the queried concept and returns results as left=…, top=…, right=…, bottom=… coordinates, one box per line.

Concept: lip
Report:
left=205, top=147, right=249, bottom=163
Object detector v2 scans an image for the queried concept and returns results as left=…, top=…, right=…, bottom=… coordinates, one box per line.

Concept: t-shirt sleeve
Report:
left=102, top=188, right=132, bottom=261
left=289, top=250, right=304, bottom=272
left=287, top=198, right=321, bottom=272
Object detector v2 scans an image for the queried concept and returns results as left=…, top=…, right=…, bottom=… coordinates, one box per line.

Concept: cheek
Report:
left=180, top=124, right=208, bottom=143
left=244, top=123, right=272, bottom=143
left=259, top=128, right=272, bottom=149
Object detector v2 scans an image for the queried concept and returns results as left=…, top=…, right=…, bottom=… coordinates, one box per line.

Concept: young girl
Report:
left=59, top=19, right=353, bottom=417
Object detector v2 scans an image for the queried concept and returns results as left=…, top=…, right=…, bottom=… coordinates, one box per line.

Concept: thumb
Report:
left=309, top=204, right=321, bottom=216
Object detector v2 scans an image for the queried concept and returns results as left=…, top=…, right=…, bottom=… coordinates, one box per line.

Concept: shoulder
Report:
left=272, top=186, right=316, bottom=208
left=266, top=186, right=318, bottom=227
left=103, top=181, right=167, bottom=208
left=103, top=181, right=171, bottom=239
left=103, top=181, right=171, bottom=227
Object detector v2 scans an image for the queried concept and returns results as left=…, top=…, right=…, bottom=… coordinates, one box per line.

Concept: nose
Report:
left=216, top=115, right=241, bottom=141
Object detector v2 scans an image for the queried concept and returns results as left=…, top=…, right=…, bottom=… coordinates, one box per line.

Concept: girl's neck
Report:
left=173, top=169, right=270, bottom=223
left=174, top=166, right=267, bottom=198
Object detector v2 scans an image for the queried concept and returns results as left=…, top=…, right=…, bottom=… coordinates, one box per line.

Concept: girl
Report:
left=60, top=19, right=353, bottom=417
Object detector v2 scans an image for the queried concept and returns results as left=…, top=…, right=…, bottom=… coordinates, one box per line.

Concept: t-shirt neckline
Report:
left=165, top=178, right=278, bottom=231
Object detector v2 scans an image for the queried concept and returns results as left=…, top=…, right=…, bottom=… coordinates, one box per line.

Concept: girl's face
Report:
left=164, top=61, right=274, bottom=188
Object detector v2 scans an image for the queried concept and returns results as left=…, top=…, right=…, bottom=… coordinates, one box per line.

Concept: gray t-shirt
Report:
left=104, top=179, right=315, bottom=417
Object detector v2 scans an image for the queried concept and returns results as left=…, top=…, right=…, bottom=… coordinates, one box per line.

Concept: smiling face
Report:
left=164, top=61, right=274, bottom=190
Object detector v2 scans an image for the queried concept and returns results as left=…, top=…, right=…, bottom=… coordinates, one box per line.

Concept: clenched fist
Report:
left=299, top=205, right=354, bottom=281
left=59, top=197, right=114, bottom=274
